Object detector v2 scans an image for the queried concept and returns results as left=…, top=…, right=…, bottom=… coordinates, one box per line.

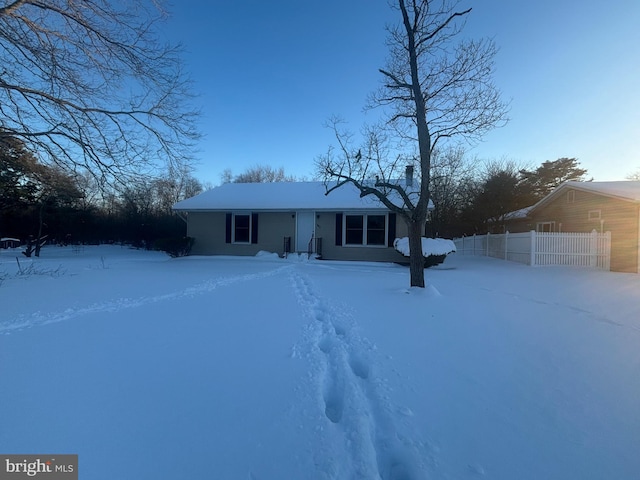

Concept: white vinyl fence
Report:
left=454, top=230, right=611, bottom=270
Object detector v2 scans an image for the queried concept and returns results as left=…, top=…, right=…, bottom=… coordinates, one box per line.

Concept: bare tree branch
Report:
left=0, top=0, right=200, bottom=189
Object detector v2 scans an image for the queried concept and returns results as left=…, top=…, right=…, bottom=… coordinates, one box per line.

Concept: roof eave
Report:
left=172, top=206, right=391, bottom=213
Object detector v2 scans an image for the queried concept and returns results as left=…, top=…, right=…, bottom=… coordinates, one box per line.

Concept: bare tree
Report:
left=228, top=164, right=296, bottom=183
left=153, top=166, right=203, bottom=215
left=428, top=145, right=477, bottom=236
left=626, top=169, right=640, bottom=181
left=220, top=168, right=234, bottom=184
left=0, top=0, right=199, bottom=186
left=317, top=0, right=508, bottom=287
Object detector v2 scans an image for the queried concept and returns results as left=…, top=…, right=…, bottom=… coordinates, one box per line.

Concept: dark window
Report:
left=234, top=214, right=250, bottom=243
left=345, top=215, right=364, bottom=245
left=537, top=221, right=555, bottom=233
left=367, top=215, right=386, bottom=245
left=343, top=214, right=388, bottom=246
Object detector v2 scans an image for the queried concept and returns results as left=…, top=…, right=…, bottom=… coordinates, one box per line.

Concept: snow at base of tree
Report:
left=393, top=237, right=457, bottom=257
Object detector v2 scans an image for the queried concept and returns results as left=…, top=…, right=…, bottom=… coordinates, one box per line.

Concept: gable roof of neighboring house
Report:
left=530, top=181, right=640, bottom=212
left=172, top=181, right=433, bottom=212
left=502, top=182, right=640, bottom=221
left=563, top=181, right=640, bottom=202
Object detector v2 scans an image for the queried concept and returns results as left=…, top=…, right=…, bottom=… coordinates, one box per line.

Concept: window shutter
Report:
left=225, top=213, right=232, bottom=243
left=335, top=213, right=343, bottom=246
left=387, top=213, right=396, bottom=247
left=251, top=213, right=259, bottom=244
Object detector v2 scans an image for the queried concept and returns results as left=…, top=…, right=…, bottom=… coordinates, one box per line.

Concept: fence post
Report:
left=590, top=229, right=597, bottom=268
left=605, top=231, right=611, bottom=271
left=486, top=232, right=490, bottom=257
left=505, top=231, right=509, bottom=260
left=530, top=230, right=536, bottom=266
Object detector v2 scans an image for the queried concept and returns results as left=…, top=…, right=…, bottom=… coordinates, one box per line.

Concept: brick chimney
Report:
left=405, top=165, right=414, bottom=187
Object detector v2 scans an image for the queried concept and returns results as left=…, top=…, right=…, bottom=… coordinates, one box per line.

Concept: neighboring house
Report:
left=0, top=237, right=21, bottom=249
left=504, top=181, right=640, bottom=273
left=172, top=175, right=432, bottom=263
left=499, top=206, right=533, bottom=233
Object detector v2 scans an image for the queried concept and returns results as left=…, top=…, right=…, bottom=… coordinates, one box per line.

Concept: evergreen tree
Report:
left=519, top=158, right=588, bottom=202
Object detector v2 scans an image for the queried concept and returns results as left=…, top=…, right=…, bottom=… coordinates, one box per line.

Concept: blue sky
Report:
left=167, top=0, right=640, bottom=184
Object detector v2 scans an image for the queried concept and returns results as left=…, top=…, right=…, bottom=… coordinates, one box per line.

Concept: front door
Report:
left=296, top=211, right=316, bottom=252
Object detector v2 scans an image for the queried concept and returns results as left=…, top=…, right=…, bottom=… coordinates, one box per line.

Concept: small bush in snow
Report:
left=154, top=237, right=194, bottom=258
left=14, top=257, right=66, bottom=277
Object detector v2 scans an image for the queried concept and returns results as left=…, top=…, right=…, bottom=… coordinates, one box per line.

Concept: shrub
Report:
left=154, top=237, right=194, bottom=258
left=424, top=254, right=447, bottom=268
left=393, top=237, right=456, bottom=269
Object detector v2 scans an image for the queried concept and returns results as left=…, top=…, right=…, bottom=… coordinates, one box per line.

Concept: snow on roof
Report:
left=503, top=206, right=533, bottom=220
left=173, top=181, right=432, bottom=212
left=563, top=181, right=640, bottom=202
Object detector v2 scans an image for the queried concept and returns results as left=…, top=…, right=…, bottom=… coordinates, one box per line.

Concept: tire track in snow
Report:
left=1, top=265, right=292, bottom=334
left=290, top=268, right=427, bottom=480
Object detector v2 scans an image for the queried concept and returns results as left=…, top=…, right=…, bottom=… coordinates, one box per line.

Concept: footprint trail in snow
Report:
left=1, top=266, right=291, bottom=333
left=290, top=267, right=429, bottom=480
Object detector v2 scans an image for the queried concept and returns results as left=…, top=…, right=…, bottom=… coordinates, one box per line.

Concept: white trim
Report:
left=588, top=209, right=602, bottom=221
left=536, top=221, right=555, bottom=233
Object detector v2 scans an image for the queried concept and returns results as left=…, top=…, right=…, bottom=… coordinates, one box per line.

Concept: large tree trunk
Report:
left=407, top=219, right=425, bottom=288
left=401, top=0, right=431, bottom=289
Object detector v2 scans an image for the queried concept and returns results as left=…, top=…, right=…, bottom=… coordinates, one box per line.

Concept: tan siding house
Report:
left=173, top=180, right=424, bottom=263
left=506, top=182, right=640, bottom=273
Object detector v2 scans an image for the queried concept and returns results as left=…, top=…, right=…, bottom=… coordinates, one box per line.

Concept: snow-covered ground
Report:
left=1, top=245, right=639, bottom=479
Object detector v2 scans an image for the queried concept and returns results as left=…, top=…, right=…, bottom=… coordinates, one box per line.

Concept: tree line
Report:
left=1, top=129, right=591, bottom=255
left=0, top=134, right=201, bottom=253
left=427, top=151, right=588, bottom=238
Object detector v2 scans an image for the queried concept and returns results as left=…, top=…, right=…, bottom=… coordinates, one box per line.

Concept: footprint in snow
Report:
left=323, top=373, right=345, bottom=424
left=349, top=354, right=370, bottom=380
